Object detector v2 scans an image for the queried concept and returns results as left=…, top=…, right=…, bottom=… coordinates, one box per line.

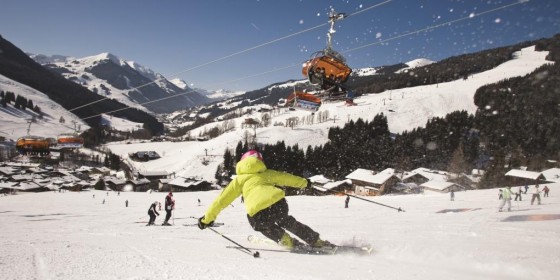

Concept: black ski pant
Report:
left=148, top=211, right=156, bottom=225
left=247, top=198, right=319, bottom=245
left=164, top=209, right=172, bottom=224
left=514, top=193, right=521, bottom=201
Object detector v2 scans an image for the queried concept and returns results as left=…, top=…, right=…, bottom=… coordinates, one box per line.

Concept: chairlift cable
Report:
left=66, top=1, right=394, bottom=114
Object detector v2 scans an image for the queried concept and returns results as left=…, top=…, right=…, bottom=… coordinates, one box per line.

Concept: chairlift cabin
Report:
left=302, top=50, right=352, bottom=88
left=286, top=91, right=322, bottom=112
left=16, top=136, right=50, bottom=156
left=56, top=134, right=84, bottom=149
left=290, top=9, right=354, bottom=109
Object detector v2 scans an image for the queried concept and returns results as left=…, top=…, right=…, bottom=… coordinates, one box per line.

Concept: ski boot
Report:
left=279, top=233, right=303, bottom=251
left=313, top=238, right=335, bottom=249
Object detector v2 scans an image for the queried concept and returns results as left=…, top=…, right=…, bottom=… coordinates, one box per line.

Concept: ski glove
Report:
left=197, top=216, right=214, bottom=230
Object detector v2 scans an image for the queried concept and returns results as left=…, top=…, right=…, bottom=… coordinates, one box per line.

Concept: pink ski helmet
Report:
left=241, top=150, right=263, bottom=161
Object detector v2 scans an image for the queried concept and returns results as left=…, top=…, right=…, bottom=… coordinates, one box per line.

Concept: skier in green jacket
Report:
left=197, top=150, right=332, bottom=250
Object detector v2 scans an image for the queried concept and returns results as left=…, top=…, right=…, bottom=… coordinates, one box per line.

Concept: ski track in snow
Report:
left=1, top=185, right=559, bottom=280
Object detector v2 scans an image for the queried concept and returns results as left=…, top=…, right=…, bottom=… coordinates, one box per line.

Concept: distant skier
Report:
left=147, top=201, right=159, bottom=226
left=524, top=185, right=529, bottom=194
left=498, top=186, right=513, bottom=212
left=125, top=200, right=129, bottom=207
left=450, top=190, right=455, bottom=201
left=197, top=150, right=333, bottom=251
left=543, top=186, right=550, bottom=197
left=498, top=189, right=503, bottom=200
left=102, top=199, right=105, bottom=204
left=531, top=185, right=542, bottom=205
left=345, top=195, right=350, bottom=208
left=514, top=187, right=522, bottom=201
left=163, top=192, right=175, bottom=226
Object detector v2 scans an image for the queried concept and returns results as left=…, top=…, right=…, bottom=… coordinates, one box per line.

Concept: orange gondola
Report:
left=16, top=136, right=50, bottom=156
left=302, top=50, right=352, bottom=88
left=57, top=133, right=84, bottom=149
left=289, top=9, right=354, bottom=110
left=286, top=91, right=322, bottom=111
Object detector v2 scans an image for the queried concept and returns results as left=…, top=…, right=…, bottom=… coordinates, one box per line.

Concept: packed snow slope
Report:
left=107, top=46, right=551, bottom=183
left=1, top=184, right=559, bottom=280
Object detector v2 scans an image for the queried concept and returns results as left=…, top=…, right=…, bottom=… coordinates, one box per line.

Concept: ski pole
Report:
left=314, top=185, right=405, bottom=212
left=207, top=227, right=260, bottom=258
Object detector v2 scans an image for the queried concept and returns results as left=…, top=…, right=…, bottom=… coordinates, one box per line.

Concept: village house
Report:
left=167, top=177, right=214, bottom=192
left=345, top=168, right=400, bottom=196
left=541, top=168, right=560, bottom=183
left=104, top=177, right=127, bottom=191
left=421, top=180, right=465, bottom=193
left=505, top=169, right=546, bottom=186
left=128, top=178, right=151, bottom=192
left=137, top=171, right=169, bottom=180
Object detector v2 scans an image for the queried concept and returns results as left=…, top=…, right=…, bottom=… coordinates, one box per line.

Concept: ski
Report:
left=183, top=222, right=224, bottom=227
left=247, top=235, right=373, bottom=255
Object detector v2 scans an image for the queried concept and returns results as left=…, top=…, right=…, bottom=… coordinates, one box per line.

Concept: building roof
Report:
left=168, top=177, right=204, bottom=188
left=420, top=180, right=456, bottom=191
left=316, top=179, right=352, bottom=191
left=15, top=182, right=44, bottom=191
left=346, top=168, right=398, bottom=185
left=505, top=169, right=545, bottom=180
left=0, top=167, right=17, bottom=175
left=541, top=168, right=560, bottom=183
left=409, top=168, right=450, bottom=181
left=129, top=178, right=151, bottom=185
left=138, top=171, right=169, bottom=177
left=308, top=175, right=331, bottom=184
left=104, top=177, right=126, bottom=185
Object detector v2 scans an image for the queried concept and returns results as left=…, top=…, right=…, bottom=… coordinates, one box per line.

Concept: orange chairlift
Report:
left=15, top=120, right=50, bottom=156
left=55, top=120, right=84, bottom=149
left=288, top=9, right=354, bottom=111
left=56, top=133, right=84, bottom=149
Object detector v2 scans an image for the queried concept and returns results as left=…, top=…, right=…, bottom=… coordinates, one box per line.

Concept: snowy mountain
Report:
left=353, top=58, right=435, bottom=76
left=31, top=53, right=211, bottom=113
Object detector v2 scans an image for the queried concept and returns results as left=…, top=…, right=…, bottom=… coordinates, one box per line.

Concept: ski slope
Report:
left=1, top=184, right=558, bottom=280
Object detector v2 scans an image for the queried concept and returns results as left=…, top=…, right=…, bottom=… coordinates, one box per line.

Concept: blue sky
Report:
left=1, top=0, right=559, bottom=91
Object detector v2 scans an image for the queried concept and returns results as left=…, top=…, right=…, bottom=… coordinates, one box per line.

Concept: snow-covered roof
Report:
left=0, top=182, right=16, bottom=188
left=505, top=169, right=544, bottom=180
left=104, top=177, right=126, bottom=185
left=168, top=177, right=204, bottom=188
left=0, top=167, right=17, bottom=175
left=129, top=178, right=151, bottom=185
left=420, top=180, right=456, bottom=191
left=11, top=174, right=34, bottom=181
left=138, top=171, right=168, bottom=177
left=346, top=168, right=398, bottom=185
left=76, top=166, right=93, bottom=172
left=541, top=168, right=560, bottom=183
left=409, top=168, right=450, bottom=181
left=316, top=179, right=352, bottom=192
left=308, top=175, right=331, bottom=184
left=15, top=182, right=43, bottom=191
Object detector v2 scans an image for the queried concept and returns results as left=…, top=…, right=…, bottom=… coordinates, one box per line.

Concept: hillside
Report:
left=106, top=45, right=552, bottom=183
